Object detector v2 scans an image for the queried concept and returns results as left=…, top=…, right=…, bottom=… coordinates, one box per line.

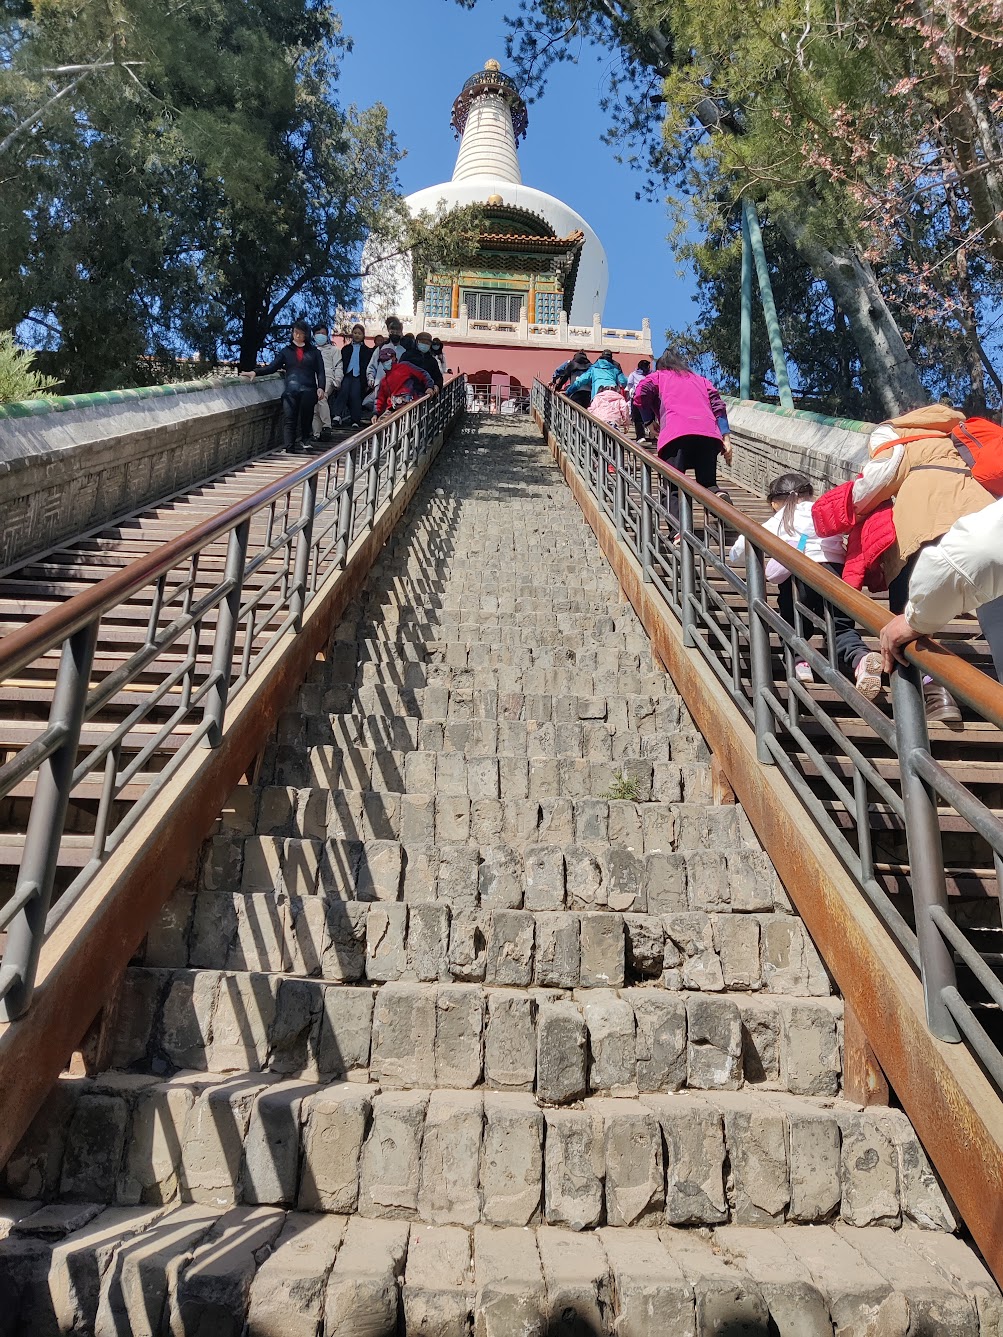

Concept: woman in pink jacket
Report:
left=634, top=351, right=733, bottom=519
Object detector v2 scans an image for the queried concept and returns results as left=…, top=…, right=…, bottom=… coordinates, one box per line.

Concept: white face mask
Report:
left=314, top=334, right=328, bottom=346
left=417, top=341, right=431, bottom=353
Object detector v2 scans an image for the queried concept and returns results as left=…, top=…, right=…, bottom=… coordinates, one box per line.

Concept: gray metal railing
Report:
left=0, top=377, right=465, bottom=1019
left=534, top=380, right=1003, bottom=1084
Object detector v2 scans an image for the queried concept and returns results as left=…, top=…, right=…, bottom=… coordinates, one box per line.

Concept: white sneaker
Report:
left=794, top=660, right=815, bottom=683
left=854, top=651, right=883, bottom=700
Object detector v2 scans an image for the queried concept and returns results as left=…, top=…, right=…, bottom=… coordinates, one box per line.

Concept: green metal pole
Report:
left=740, top=204, right=753, bottom=400
left=742, top=197, right=794, bottom=408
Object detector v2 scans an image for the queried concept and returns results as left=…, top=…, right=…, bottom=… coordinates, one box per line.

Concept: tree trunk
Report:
left=780, top=220, right=926, bottom=417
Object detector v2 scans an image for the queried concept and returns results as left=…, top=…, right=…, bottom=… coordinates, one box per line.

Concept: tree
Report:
left=0, top=330, right=58, bottom=402
left=453, top=0, right=1003, bottom=415
left=1, top=1, right=482, bottom=387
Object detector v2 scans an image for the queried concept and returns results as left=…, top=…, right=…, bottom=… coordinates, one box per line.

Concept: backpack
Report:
left=951, top=417, right=1003, bottom=496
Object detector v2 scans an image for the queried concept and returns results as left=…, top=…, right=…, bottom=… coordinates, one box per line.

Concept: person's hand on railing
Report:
left=880, top=613, right=924, bottom=672
left=239, top=370, right=256, bottom=382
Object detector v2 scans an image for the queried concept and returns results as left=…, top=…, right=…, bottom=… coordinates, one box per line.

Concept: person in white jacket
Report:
left=880, top=496, right=1003, bottom=679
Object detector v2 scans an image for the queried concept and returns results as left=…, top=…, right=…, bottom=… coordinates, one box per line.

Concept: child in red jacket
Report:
left=373, top=352, right=434, bottom=417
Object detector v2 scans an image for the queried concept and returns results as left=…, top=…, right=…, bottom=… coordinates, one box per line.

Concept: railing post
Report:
left=291, top=470, right=319, bottom=632
left=746, top=545, right=777, bottom=763
left=614, top=437, right=625, bottom=539
left=679, top=489, right=696, bottom=648
left=640, top=459, right=653, bottom=583
left=365, top=432, right=380, bottom=529
left=892, top=667, right=961, bottom=1042
left=202, top=518, right=250, bottom=748
left=0, top=621, right=98, bottom=1020
left=335, top=446, right=357, bottom=569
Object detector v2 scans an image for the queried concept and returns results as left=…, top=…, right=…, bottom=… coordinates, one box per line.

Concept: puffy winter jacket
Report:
left=567, top=356, right=627, bottom=399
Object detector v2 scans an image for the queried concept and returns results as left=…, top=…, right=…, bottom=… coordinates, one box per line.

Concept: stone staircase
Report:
left=1, top=416, right=999, bottom=1335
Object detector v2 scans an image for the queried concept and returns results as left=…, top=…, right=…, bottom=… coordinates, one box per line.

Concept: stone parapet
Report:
left=0, top=378, right=282, bottom=570
left=725, top=397, right=874, bottom=498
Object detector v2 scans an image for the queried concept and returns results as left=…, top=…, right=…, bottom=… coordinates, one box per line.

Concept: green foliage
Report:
left=0, top=331, right=59, bottom=402
left=601, top=771, right=643, bottom=802
left=453, top=0, right=1003, bottom=413
left=1, top=2, right=479, bottom=389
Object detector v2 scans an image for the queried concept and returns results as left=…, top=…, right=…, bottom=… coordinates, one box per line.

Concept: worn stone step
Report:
left=196, top=834, right=788, bottom=915
left=307, top=672, right=675, bottom=716
left=102, top=971, right=841, bottom=1095
left=171, top=893, right=825, bottom=993
left=300, top=687, right=689, bottom=730
left=0, top=1211, right=993, bottom=1337
left=289, top=686, right=693, bottom=734
left=2, top=1073, right=954, bottom=1239
left=253, top=752, right=700, bottom=807
left=342, top=656, right=657, bottom=691
left=211, top=789, right=745, bottom=852
left=276, top=716, right=702, bottom=767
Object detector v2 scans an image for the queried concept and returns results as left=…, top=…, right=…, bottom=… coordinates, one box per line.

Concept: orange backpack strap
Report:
left=869, top=429, right=946, bottom=455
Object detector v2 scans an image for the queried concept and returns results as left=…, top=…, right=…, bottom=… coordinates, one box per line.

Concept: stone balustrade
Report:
left=0, top=377, right=282, bottom=570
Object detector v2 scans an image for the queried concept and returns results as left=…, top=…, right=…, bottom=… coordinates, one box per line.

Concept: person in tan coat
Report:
left=853, top=404, right=995, bottom=721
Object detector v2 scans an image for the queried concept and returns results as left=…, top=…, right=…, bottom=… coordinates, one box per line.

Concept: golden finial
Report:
left=484, top=59, right=501, bottom=71
left=486, top=194, right=504, bottom=205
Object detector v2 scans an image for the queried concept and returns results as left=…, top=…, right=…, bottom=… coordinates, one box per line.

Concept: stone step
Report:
left=215, top=790, right=743, bottom=852
left=342, top=656, right=659, bottom=690
left=198, top=834, right=788, bottom=915
left=2, top=1074, right=954, bottom=1240
left=170, top=893, right=825, bottom=994
left=271, top=715, right=702, bottom=766
left=351, top=604, right=649, bottom=635
left=289, top=687, right=692, bottom=734
left=1, top=1211, right=993, bottom=1337
left=310, top=670, right=675, bottom=713
left=254, top=752, right=699, bottom=805
left=106, top=972, right=841, bottom=1095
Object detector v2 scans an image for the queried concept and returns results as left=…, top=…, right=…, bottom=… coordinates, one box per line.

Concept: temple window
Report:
left=424, top=284, right=453, bottom=319
left=534, top=291, right=562, bottom=325
left=462, top=289, right=527, bottom=322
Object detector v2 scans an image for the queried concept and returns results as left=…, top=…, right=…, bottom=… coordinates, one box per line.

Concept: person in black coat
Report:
left=402, top=331, right=444, bottom=390
left=240, top=321, right=326, bottom=451
left=554, top=350, right=591, bottom=405
left=331, top=323, right=375, bottom=428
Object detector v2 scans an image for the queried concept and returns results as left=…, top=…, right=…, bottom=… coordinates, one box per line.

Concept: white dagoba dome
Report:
left=364, top=61, right=609, bottom=325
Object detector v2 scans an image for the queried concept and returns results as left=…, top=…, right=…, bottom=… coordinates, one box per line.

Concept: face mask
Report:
left=388, top=333, right=402, bottom=345
left=314, top=334, right=327, bottom=346
left=417, top=341, right=431, bottom=353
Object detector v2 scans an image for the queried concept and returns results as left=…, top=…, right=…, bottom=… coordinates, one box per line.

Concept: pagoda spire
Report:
left=451, top=60, right=528, bottom=185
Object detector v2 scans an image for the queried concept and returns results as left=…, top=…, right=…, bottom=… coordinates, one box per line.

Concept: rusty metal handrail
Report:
left=535, top=380, right=1003, bottom=1087
left=0, top=378, right=465, bottom=1021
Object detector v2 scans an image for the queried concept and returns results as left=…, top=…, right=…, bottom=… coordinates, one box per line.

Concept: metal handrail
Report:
left=534, top=380, right=1003, bottom=1087
left=0, top=378, right=465, bottom=1020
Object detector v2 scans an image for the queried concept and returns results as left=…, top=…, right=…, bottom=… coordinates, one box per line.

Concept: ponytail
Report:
left=766, top=471, right=813, bottom=537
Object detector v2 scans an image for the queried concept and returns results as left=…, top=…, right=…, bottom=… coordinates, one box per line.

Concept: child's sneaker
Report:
left=794, top=660, right=815, bottom=683
left=854, top=652, right=883, bottom=700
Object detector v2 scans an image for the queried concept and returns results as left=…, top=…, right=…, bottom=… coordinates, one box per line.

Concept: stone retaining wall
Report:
left=725, top=397, right=874, bottom=499
left=0, top=378, right=283, bottom=570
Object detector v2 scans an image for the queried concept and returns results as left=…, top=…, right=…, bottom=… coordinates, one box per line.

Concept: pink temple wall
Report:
left=440, top=342, right=651, bottom=392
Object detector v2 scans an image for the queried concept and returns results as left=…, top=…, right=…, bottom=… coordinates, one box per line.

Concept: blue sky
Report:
left=336, top=0, right=699, bottom=340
